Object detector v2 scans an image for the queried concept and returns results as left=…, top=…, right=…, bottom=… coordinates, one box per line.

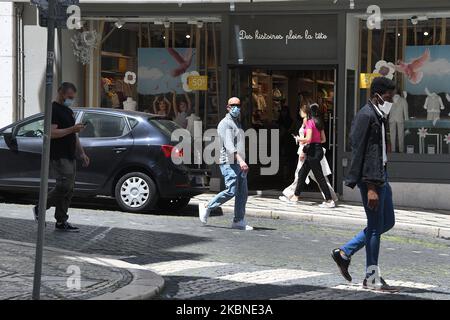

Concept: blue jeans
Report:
left=340, top=173, right=395, bottom=276
left=207, top=164, right=248, bottom=222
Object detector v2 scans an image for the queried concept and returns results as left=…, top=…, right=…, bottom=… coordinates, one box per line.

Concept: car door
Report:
left=76, top=111, right=133, bottom=192
left=0, top=116, right=44, bottom=189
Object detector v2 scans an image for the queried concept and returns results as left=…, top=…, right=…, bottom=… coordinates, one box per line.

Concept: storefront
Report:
left=14, top=0, right=450, bottom=209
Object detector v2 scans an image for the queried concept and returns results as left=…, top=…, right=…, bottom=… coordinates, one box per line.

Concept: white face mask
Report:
left=376, top=94, right=393, bottom=115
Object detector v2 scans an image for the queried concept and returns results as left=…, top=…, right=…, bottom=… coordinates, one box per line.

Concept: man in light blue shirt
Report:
left=198, top=97, right=253, bottom=230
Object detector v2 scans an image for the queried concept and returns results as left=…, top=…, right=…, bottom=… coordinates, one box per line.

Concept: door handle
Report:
left=113, top=147, right=127, bottom=153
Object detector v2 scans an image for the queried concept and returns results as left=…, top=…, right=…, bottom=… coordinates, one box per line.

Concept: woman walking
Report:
left=280, top=101, right=337, bottom=203
left=282, top=102, right=336, bottom=208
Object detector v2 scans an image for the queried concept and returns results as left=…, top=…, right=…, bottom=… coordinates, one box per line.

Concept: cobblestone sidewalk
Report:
left=192, top=194, right=450, bottom=238
left=0, top=239, right=163, bottom=300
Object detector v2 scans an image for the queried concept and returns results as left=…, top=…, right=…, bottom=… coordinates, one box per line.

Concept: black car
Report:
left=0, top=108, right=208, bottom=212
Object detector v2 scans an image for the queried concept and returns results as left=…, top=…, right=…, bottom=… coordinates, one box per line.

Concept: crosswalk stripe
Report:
left=219, top=269, right=329, bottom=285
left=147, top=260, right=229, bottom=275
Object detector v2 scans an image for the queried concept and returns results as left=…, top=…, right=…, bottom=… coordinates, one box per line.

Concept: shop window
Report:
left=354, top=18, right=450, bottom=155
left=100, top=21, right=222, bottom=130
left=80, top=113, right=129, bottom=138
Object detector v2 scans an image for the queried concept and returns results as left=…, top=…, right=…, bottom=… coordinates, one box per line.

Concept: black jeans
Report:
left=294, top=143, right=332, bottom=201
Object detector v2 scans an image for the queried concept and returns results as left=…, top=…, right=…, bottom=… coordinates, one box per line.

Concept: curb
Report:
left=0, top=239, right=165, bottom=300
left=191, top=200, right=450, bottom=239
left=91, top=268, right=164, bottom=300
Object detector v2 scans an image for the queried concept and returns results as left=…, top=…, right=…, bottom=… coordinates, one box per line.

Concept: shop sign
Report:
left=188, top=75, right=208, bottom=91
left=360, top=73, right=381, bottom=89
left=230, top=14, right=338, bottom=61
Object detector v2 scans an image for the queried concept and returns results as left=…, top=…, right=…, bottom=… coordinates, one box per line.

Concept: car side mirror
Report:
left=3, top=127, right=18, bottom=152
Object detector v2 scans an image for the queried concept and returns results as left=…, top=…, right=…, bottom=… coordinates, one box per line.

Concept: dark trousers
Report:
left=294, top=143, right=332, bottom=201
left=44, top=158, right=76, bottom=223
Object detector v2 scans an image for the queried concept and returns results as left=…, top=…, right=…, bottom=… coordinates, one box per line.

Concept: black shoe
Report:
left=55, top=222, right=79, bottom=232
left=363, top=277, right=399, bottom=293
left=331, top=248, right=352, bottom=282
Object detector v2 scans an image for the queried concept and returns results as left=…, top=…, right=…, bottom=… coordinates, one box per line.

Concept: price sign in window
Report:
left=188, top=75, right=208, bottom=91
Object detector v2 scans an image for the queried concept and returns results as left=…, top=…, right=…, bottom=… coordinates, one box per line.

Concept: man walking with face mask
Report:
left=33, top=82, right=90, bottom=232
left=198, top=97, right=252, bottom=230
left=331, top=77, right=398, bottom=292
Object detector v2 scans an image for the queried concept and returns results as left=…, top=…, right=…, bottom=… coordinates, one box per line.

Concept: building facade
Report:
left=4, top=0, right=450, bottom=209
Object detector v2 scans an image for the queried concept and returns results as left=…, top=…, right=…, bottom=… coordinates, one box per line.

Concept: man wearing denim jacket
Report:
left=198, top=97, right=253, bottom=231
left=331, top=77, right=398, bottom=292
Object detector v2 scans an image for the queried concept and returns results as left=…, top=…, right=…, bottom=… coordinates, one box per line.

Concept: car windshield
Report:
left=148, top=118, right=184, bottom=137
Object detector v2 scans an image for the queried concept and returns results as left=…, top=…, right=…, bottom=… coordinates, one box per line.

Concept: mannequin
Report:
left=123, top=97, right=137, bottom=111
left=252, top=85, right=267, bottom=111
left=424, top=88, right=444, bottom=125
left=389, top=91, right=409, bottom=153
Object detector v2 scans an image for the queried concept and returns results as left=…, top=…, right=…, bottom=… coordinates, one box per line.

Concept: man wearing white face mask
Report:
left=331, top=77, right=398, bottom=292
left=198, top=97, right=252, bottom=230
left=33, top=83, right=90, bottom=232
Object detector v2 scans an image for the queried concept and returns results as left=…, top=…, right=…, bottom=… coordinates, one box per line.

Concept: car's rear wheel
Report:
left=157, top=197, right=191, bottom=211
left=115, top=172, right=158, bottom=212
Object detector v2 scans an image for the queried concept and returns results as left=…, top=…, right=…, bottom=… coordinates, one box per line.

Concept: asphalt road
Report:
left=0, top=197, right=449, bottom=300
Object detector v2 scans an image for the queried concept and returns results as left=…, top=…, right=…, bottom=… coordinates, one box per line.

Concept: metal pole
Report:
left=32, top=0, right=57, bottom=300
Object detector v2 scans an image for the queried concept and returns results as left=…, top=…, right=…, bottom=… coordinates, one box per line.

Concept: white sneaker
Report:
left=231, top=219, right=254, bottom=231
left=198, top=202, right=211, bottom=224
left=319, top=200, right=336, bottom=208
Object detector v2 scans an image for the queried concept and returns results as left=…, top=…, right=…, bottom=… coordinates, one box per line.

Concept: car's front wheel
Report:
left=157, top=197, right=191, bottom=211
left=115, top=172, right=158, bottom=212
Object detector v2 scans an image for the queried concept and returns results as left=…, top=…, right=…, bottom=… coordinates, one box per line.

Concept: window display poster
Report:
left=137, top=48, right=197, bottom=95
left=403, top=45, right=450, bottom=94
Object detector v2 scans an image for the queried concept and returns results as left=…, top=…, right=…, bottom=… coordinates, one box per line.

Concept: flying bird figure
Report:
left=167, top=48, right=194, bottom=77
left=395, top=48, right=430, bottom=84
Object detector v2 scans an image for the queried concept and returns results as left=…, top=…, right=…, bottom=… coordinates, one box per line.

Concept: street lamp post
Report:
left=32, top=0, right=56, bottom=300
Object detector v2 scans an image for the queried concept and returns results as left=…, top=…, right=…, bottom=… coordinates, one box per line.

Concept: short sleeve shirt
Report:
left=51, top=102, right=76, bottom=160
left=305, top=119, right=322, bottom=144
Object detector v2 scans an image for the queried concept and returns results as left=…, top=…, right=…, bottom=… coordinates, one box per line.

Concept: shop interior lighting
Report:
left=114, top=20, right=125, bottom=29
left=197, top=21, right=203, bottom=28
left=163, top=21, right=171, bottom=28
left=185, top=34, right=191, bottom=39
left=230, top=2, right=235, bottom=12
left=424, top=31, right=429, bottom=36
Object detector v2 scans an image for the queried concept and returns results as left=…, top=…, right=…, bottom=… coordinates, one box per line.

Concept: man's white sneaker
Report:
left=198, top=202, right=211, bottom=224
left=319, top=200, right=336, bottom=208
left=231, top=220, right=253, bottom=231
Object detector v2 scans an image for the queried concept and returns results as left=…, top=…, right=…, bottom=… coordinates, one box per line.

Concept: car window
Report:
left=128, top=117, right=139, bottom=129
left=148, top=118, right=183, bottom=137
left=16, top=118, right=44, bottom=138
left=79, top=113, right=130, bottom=138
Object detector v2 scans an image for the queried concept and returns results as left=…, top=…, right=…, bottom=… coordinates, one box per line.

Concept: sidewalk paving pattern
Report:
left=0, top=239, right=164, bottom=300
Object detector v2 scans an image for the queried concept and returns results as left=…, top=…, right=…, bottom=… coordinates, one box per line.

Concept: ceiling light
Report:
left=397, top=33, right=401, bottom=37
left=424, top=31, right=429, bottom=36
left=114, top=20, right=125, bottom=29
left=185, top=34, right=191, bottom=39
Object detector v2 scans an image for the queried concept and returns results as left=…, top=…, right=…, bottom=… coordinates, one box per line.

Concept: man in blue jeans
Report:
left=198, top=97, right=253, bottom=231
left=331, top=77, right=398, bottom=292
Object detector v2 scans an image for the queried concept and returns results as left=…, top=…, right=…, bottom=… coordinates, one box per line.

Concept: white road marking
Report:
left=147, top=260, right=229, bottom=275
left=219, top=269, right=329, bottom=285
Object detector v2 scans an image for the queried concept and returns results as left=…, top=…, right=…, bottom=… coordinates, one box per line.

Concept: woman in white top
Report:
left=279, top=101, right=337, bottom=203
